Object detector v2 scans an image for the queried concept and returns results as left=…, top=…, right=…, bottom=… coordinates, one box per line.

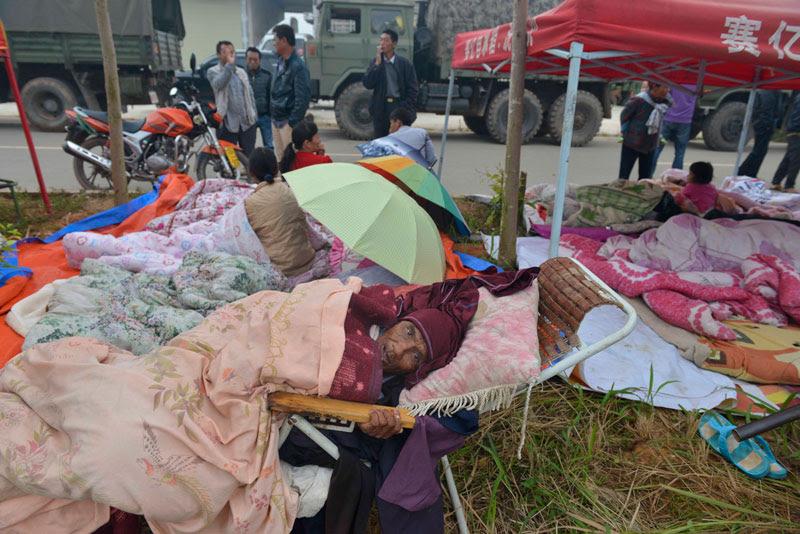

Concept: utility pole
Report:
left=498, top=0, right=527, bottom=268
left=94, top=0, right=128, bottom=205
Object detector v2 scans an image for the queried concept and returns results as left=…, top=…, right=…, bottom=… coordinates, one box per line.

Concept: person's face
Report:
left=389, top=118, right=402, bottom=133
left=302, top=132, right=323, bottom=153
left=379, top=33, right=396, bottom=56
left=687, top=171, right=696, bottom=183
left=274, top=35, right=288, bottom=57
left=650, top=85, right=670, bottom=99
left=377, top=320, right=429, bottom=375
left=217, top=44, right=234, bottom=64
left=246, top=51, right=261, bottom=71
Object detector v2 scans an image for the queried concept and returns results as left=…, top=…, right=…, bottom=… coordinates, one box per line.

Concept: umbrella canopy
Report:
left=356, top=136, right=431, bottom=169
left=356, top=155, right=470, bottom=237
left=283, top=163, right=446, bottom=285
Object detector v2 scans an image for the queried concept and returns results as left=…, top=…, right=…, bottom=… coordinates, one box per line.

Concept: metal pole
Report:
left=240, top=0, right=249, bottom=49
left=441, top=455, right=470, bottom=534
left=733, top=67, right=761, bottom=177
left=437, top=69, right=456, bottom=180
left=548, top=41, right=584, bottom=259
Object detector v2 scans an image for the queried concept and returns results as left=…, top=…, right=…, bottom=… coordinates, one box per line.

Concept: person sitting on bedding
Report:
left=279, top=119, right=333, bottom=174
left=673, top=161, right=718, bottom=215
left=245, top=147, right=321, bottom=277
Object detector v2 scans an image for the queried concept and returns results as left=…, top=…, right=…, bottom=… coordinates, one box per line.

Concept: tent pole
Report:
left=437, top=69, right=455, bottom=180
left=4, top=56, right=51, bottom=213
left=733, top=67, right=761, bottom=178
left=548, top=41, right=583, bottom=259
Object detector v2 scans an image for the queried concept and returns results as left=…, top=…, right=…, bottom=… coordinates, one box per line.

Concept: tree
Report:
left=497, top=0, right=527, bottom=268
left=94, top=0, right=128, bottom=205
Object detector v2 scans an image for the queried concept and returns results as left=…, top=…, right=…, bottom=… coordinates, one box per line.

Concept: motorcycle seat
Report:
left=77, top=108, right=146, bottom=134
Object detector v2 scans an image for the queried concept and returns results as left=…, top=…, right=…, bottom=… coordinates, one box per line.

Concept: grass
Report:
left=441, top=381, right=800, bottom=533
left=0, top=190, right=134, bottom=238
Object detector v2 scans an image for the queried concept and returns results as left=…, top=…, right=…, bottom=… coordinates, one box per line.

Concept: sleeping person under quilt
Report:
left=0, top=268, right=539, bottom=534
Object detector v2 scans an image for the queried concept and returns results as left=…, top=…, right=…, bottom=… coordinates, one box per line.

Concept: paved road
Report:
left=0, top=118, right=788, bottom=198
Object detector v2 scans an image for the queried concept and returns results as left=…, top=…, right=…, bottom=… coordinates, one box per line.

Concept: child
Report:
left=674, top=161, right=717, bottom=214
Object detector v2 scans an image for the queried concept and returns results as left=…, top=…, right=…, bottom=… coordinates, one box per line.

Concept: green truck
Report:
left=0, top=0, right=184, bottom=131
left=304, top=0, right=613, bottom=145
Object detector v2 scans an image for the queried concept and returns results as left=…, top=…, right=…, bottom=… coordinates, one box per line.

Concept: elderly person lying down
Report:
left=0, top=269, right=536, bottom=533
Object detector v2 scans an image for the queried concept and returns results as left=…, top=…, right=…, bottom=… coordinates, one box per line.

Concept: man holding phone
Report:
left=363, top=29, right=419, bottom=138
left=207, top=40, right=258, bottom=157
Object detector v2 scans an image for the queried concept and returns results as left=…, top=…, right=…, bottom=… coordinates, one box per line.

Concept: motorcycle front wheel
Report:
left=74, top=137, right=115, bottom=190
left=196, top=150, right=250, bottom=181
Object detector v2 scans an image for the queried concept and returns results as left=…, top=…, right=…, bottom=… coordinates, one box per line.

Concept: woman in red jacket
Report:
left=279, top=120, right=333, bottom=173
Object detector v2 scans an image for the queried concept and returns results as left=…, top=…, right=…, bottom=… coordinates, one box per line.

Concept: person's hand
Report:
left=316, top=143, right=326, bottom=156
left=225, top=49, right=236, bottom=66
left=376, top=45, right=383, bottom=65
left=358, top=407, right=402, bottom=439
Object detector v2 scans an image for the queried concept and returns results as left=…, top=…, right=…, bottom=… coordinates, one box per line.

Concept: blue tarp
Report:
left=0, top=249, right=32, bottom=286
left=455, top=251, right=503, bottom=273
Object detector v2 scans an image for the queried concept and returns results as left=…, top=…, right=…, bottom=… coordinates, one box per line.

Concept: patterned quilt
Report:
left=562, top=214, right=800, bottom=340
left=23, top=252, right=289, bottom=355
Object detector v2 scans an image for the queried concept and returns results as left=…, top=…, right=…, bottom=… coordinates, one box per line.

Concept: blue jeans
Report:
left=651, top=121, right=691, bottom=177
left=257, top=114, right=274, bottom=150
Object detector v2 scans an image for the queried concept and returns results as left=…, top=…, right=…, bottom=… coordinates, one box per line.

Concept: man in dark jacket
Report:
left=618, top=83, right=672, bottom=180
left=363, top=29, right=419, bottom=138
left=270, top=24, right=311, bottom=161
left=246, top=47, right=273, bottom=151
left=771, top=91, right=800, bottom=193
left=739, top=90, right=786, bottom=178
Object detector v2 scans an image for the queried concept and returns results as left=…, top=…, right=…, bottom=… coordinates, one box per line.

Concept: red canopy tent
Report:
left=0, top=18, right=51, bottom=213
left=441, top=0, right=800, bottom=257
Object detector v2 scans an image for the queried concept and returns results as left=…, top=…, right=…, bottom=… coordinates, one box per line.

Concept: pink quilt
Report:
left=0, top=278, right=362, bottom=533
left=561, top=215, right=800, bottom=340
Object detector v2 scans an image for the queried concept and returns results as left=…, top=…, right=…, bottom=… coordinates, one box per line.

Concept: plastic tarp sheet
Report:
left=0, top=0, right=184, bottom=37
left=451, top=0, right=800, bottom=89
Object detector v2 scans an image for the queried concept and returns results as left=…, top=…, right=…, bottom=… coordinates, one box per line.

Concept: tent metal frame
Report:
left=440, top=43, right=800, bottom=258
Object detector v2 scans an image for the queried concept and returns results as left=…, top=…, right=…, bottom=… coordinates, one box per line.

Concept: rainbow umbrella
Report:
left=283, top=163, right=446, bottom=285
left=356, top=155, right=470, bottom=236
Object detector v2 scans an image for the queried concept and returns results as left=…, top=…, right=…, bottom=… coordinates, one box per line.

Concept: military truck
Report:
left=691, top=90, right=758, bottom=152
left=304, top=0, right=612, bottom=145
left=0, top=0, right=184, bottom=131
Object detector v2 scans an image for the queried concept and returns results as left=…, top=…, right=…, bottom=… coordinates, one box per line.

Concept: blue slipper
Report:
left=698, top=411, right=770, bottom=479
left=750, top=435, right=788, bottom=480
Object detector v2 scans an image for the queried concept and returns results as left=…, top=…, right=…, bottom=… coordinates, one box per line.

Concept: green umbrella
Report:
left=283, top=163, right=446, bottom=285
left=356, top=155, right=471, bottom=236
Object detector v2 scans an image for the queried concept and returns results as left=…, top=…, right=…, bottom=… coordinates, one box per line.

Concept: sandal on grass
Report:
left=698, top=411, right=769, bottom=479
left=750, top=435, right=788, bottom=480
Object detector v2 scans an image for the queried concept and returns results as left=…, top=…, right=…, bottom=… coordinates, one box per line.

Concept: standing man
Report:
left=770, top=91, right=800, bottom=193
left=739, top=90, right=786, bottom=178
left=207, top=40, right=258, bottom=157
left=650, top=84, right=696, bottom=177
left=246, top=47, right=273, bottom=150
left=270, top=24, right=311, bottom=161
left=363, top=29, right=419, bottom=138
left=618, top=83, right=672, bottom=180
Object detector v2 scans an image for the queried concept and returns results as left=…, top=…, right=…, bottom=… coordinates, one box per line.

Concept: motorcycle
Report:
left=63, top=56, right=249, bottom=189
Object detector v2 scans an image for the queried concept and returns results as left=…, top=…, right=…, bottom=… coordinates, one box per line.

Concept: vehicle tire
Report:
left=196, top=149, right=250, bottom=181
left=485, top=88, right=543, bottom=144
left=21, top=77, right=79, bottom=131
left=702, top=101, right=753, bottom=151
left=463, top=115, right=488, bottom=136
left=73, top=137, right=114, bottom=190
left=335, top=83, right=374, bottom=140
left=546, top=90, right=603, bottom=146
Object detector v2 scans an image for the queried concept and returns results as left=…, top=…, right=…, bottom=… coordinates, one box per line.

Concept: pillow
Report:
left=397, top=282, right=540, bottom=415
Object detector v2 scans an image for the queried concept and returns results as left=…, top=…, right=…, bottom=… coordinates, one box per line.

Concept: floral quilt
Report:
left=23, top=252, right=289, bottom=355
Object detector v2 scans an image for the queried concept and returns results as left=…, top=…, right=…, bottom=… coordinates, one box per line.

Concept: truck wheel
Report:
left=335, top=83, right=374, bottom=140
left=21, top=77, right=78, bottom=131
left=547, top=90, right=603, bottom=146
left=485, top=88, right=543, bottom=144
left=463, top=116, right=488, bottom=136
left=702, top=101, right=753, bottom=151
